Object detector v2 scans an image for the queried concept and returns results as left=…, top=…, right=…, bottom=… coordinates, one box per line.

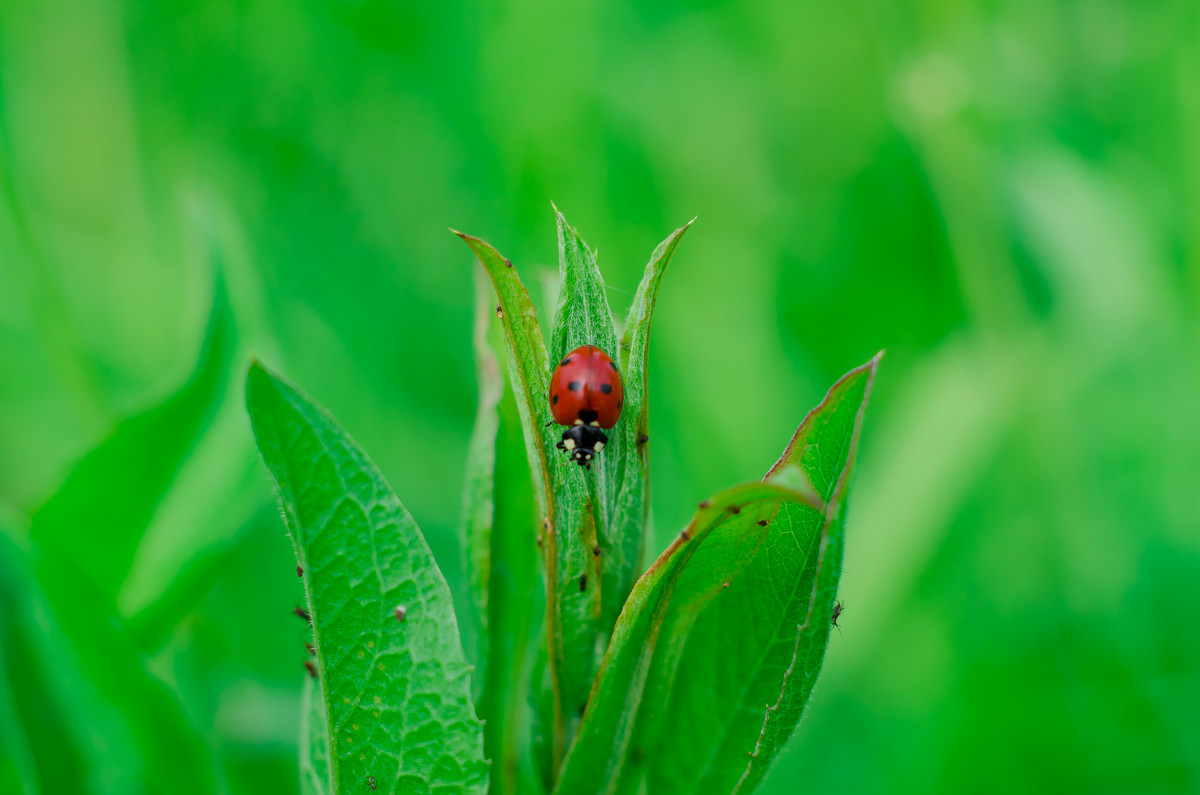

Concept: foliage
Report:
left=2, top=3, right=1198, bottom=793
left=233, top=211, right=877, bottom=793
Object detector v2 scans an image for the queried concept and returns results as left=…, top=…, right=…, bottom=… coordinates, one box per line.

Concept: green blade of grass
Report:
left=300, top=676, right=332, bottom=795
left=29, top=272, right=236, bottom=601
left=246, top=362, right=489, bottom=795
left=639, top=354, right=881, bottom=795
left=551, top=481, right=823, bottom=795
left=460, top=270, right=542, bottom=795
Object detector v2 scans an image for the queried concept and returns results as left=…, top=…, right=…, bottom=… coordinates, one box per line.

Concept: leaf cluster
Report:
left=243, top=209, right=880, bottom=795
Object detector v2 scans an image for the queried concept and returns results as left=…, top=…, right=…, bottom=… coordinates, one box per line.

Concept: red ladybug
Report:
left=549, top=344, right=624, bottom=467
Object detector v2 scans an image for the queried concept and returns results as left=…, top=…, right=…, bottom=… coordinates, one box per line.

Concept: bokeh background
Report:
left=2, top=1, right=1199, bottom=792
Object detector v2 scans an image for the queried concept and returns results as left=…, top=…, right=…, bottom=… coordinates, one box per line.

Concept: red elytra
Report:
left=549, top=345, right=624, bottom=428
left=549, top=345, right=624, bottom=467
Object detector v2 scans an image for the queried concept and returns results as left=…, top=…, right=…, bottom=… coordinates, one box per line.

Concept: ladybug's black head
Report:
left=556, top=424, right=608, bottom=467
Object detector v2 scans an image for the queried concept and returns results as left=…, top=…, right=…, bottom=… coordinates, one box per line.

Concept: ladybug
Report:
left=549, top=344, right=624, bottom=467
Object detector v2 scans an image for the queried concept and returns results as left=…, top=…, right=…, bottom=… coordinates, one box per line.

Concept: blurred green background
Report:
left=2, top=0, right=1199, bottom=792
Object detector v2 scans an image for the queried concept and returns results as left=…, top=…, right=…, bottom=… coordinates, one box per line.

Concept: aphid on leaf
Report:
left=831, top=601, right=844, bottom=633
left=395, top=604, right=408, bottom=622
left=550, top=345, right=624, bottom=468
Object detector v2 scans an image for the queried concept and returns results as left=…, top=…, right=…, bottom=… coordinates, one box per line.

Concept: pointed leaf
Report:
left=300, top=676, right=332, bottom=795
left=641, top=354, right=881, bottom=795
left=603, top=220, right=693, bottom=628
left=246, top=362, right=489, bottom=795
left=30, top=273, right=236, bottom=601
left=460, top=270, right=506, bottom=694
left=460, top=270, right=541, bottom=795
left=551, top=482, right=823, bottom=795
left=0, top=529, right=215, bottom=794
left=454, top=229, right=599, bottom=768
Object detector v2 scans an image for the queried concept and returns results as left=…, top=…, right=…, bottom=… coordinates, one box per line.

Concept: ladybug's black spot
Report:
left=568, top=381, right=581, bottom=392
left=600, top=383, right=612, bottom=394
left=561, top=357, right=573, bottom=367
left=609, top=361, right=619, bottom=372
left=552, top=393, right=559, bottom=405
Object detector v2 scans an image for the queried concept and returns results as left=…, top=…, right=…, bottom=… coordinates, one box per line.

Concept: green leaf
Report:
left=640, top=354, right=881, bottom=795
left=245, top=362, right=489, bottom=795
left=457, top=214, right=694, bottom=776
left=551, top=482, right=823, bottom=795
left=605, top=220, right=693, bottom=628
left=454, top=228, right=597, bottom=769
left=542, top=209, right=620, bottom=728
left=460, top=269, right=506, bottom=695
left=0, top=527, right=216, bottom=794
left=300, top=676, right=332, bottom=795
left=29, top=272, right=236, bottom=601
left=460, top=270, right=542, bottom=794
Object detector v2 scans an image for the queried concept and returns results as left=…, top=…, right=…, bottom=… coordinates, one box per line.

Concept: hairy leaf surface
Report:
left=454, top=228, right=599, bottom=766
left=552, top=481, right=822, bottom=795
left=604, top=220, right=693, bottom=629
left=246, top=362, right=488, bottom=795
left=300, top=676, right=332, bottom=795
left=640, top=354, right=881, bottom=795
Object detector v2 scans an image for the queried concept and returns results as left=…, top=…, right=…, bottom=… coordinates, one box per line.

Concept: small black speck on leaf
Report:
left=395, top=604, right=408, bottom=622
left=728, top=505, right=741, bottom=514
left=757, top=519, right=768, bottom=526
left=681, top=530, right=691, bottom=541
left=304, top=660, right=318, bottom=679
left=296, top=565, right=303, bottom=578
left=637, top=433, right=649, bottom=444
left=505, top=259, right=512, bottom=268
left=698, top=500, right=712, bottom=509
left=593, top=545, right=600, bottom=556
left=579, top=574, right=587, bottom=591
left=293, top=606, right=311, bottom=623
left=496, top=304, right=503, bottom=318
